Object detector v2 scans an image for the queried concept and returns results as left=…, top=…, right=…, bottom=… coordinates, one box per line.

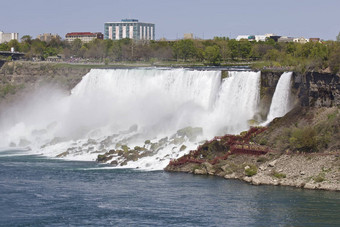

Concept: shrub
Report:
left=273, top=171, right=286, bottom=179
left=313, top=174, right=325, bottom=183
left=244, top=165, right=257, bottom=176
left=289, top=126, right=318, bottom=152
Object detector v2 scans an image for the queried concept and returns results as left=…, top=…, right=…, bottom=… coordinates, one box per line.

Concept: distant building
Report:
left=255, top=35, right=267, bottom=42
left=278, top=36, right=294, bottom=43
left=236, top=35, right=253, bottom=41
left=65, top=32, right=103, bottom=43
left=104, top=19, right=155, bottom=41
left=293, top=37, right=309, bottom=44
left=268, top=35, right=282, bottom=42
left=184, top=33, right=194, bottom=39
left=237, top=34, right=275, bottom=42
left=37, top=33, right=58, bottom=42
left=255, top=34, right=275, bottom=42
left=0, top=31, right=19, bottom=43
left=309, top=38, right=321, bottom=43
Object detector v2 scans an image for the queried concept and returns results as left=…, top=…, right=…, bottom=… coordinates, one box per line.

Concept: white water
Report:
left=264, top=72, right=293, bottom=125
left=0, top=68, right=262, bottom=170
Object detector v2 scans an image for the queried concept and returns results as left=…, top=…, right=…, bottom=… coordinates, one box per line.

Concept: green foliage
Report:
left=313, top=172, right=325, bottom=182
left=256, top=156, right=268, bottom=163
left=0, top=84, right=22, bottom=98
left=244, top=165, right=257, bottom=176
left=204, top=45, right=221, bottom=65
left=258, top=137, right=268, bottom=145
left=272, top=171, right=286, bottom=179
left=173, top=39, right=196, bottom=61
left=289, top=127, right=318, bottom=152
left=0, top=43, right=9, bottom=51
left=4, top=34, right=340, bottom=72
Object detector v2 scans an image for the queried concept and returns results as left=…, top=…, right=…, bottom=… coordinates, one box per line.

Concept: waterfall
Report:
left=264, top=72, right=293, bottom=124
left=0, top=68, right=261, bottom=170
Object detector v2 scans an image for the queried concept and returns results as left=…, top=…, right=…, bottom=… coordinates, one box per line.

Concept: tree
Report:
left=8, top=39, right=21, bottom=52
left=227, top=39, right=239, bottom=60
left=329, top=45, right=340, bottom=74
left=70, top=39, right=82, bottom=57
left=204, top=45, right=221, bottom=65
left=0, top=43, right=9, bottom=51
left=21, top=35, right=32, bottom=44
left=173, top=39, right=196, bottom=61
left=336, top=32, right=340, bottom=42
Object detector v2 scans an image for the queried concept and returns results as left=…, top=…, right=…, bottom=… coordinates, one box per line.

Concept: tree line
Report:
left=0, top=34, right=339, bottom=74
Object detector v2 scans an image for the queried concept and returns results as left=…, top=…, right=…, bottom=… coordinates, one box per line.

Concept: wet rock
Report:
left=176, top=126, right=203, bottom=141
left=56, top=151, right=69, bottom=158
left=179, top=145, right=187, bottom=151
left=97, top=154, right=113, bottom=163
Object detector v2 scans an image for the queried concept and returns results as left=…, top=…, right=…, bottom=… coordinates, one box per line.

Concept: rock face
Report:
left=293, top=72, right=340, bottom=107
left=0, top=61, right=90, bottom=103
left=260, top=71, right=340, bottom=112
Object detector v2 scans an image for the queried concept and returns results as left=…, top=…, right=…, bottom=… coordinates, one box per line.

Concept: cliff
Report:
left=260, top=71, right=340, bottom=108
left=0, top=61, right=90, bottom=104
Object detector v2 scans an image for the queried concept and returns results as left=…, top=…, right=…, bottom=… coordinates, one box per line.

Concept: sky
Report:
left=0, top=0, right=339, bottom=41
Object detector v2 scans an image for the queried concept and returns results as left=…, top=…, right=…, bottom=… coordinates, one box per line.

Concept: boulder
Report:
left=268, top=160, right=277, bottom=167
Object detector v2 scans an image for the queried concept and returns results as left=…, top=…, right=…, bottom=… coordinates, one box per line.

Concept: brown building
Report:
left=309, top=38, right=321, bottom=43
left=65, top=32, right=104, bottom=43
left=37, top=33, right=58, bottom=42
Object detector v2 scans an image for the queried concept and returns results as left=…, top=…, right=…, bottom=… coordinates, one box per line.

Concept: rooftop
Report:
left=66, top=32, right=97, bottom=36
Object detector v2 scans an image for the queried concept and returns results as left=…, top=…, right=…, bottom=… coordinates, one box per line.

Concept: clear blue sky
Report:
left=0, top=0, right=339, bottom=40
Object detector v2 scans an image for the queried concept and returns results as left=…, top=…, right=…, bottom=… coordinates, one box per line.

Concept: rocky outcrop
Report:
left=0, top=60, right=5, bottom=69
left=0, top=61, right=90, bottom=90
left=0, top=61, right=91, bottom=105
left=166, top=152, right=340, bottom=191
left=294, top=72, right=340, bottom=107
left=259, top=71, right=340, bottom=115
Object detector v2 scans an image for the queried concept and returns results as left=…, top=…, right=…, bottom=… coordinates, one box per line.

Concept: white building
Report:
left=236, top=35, right=252, bottom=41
left=293, top=37, right=309, bottom=44
left=236, top=34, right=275, bottom=42
left=0, top=31, right=19, bottom=43
left=104, top=19, right=155, bottom=41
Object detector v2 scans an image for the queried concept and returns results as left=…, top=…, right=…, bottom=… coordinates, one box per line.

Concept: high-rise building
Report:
left=104, top=19, right=155, bottom=41
left=0, top=31, right=19, bottom=43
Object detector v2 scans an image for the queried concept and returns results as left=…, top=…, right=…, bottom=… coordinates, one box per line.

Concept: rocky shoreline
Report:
left=165, top=106, right=340, bottom=192
left=165, top=152, right=340, bottom=191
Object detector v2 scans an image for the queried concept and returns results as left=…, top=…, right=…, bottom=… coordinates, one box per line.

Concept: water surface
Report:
left=1, top=151, right=339, bottom=226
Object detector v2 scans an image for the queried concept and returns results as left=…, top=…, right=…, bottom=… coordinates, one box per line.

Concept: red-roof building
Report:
left=65, top=32, right=103, bottom=43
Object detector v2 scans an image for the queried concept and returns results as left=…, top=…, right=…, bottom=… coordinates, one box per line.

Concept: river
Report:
left=1, top=150, right=339, bottom=226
